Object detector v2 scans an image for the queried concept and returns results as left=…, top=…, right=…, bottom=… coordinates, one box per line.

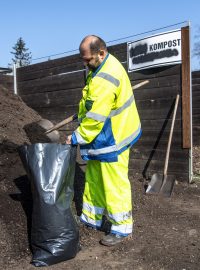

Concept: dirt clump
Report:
left=0, top=86, right=200, bottom=270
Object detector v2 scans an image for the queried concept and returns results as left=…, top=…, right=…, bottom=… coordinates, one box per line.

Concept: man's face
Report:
left=80, top=49, right=102, bottom=72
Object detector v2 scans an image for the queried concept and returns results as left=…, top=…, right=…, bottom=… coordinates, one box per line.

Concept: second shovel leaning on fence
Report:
left=146, top=94, right=180, bottom=197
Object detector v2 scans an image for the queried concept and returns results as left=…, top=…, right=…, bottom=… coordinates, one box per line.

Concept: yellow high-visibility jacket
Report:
left=71, top=53, right=141, bottom=162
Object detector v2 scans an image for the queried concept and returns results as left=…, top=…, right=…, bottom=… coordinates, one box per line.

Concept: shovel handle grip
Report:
left=164, top=94, right=180, bottom=175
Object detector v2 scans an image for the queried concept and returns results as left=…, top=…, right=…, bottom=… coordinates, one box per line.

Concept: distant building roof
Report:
left=0, top=67, right=12, bottom=74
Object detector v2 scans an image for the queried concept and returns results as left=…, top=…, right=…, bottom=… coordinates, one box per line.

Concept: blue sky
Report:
left=0, top=0, right=200, bottom=70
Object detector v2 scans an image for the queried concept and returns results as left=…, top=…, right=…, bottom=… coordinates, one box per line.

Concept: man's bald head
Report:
left=79, top=35, right=107, bottom=55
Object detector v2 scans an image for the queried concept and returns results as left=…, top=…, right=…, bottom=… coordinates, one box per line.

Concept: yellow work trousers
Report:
left=80, top=149, right=133, bottom=236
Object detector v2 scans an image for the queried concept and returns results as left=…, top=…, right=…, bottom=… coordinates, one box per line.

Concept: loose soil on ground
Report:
left=0, top=86, right=200, bottom=270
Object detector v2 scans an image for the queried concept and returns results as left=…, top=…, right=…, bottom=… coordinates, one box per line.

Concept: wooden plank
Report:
left=17, top=61, right=84, bottom=82
left=18, top=53, right=81, bottom=73
left=0, top=75, right=14, bottom=91
left=193, top=126, right=200, bottom=146
left=192, top=78, right=200, bottom=85
left=33, top=104, right=78, bottom=114
left=140, top=128, right=181, bottom=140
left=20, top=88, right=82, bottom=107
left=192, top=95, right=200, bottom=103
left=129, top=169, right=189, bottom=181
left=18, top=72, right=85, bottom=95
left=141, top=119, right=182, bottom=130
left=193, top=108, right=200, bottom=114
left=135, top=137, right=182, bottom=148
left=33, top=107, right=78, bottom=122
left=192, top=84, right=200, bottom=93
left=133, top=85, right=181, bottom=100
left=130, top=148, right=188, bottom=161
left=131, top=74, right=181, bottom=92
left=138, top=107, right=181, bottom=120
left=181, top=26, right=191, bottom=148
left=193, top=114, right=200, bottom=125
left=129, top=158, right=189, bottom=174
left=132, top=143, right=183, bottom=153
left=192, top=71, right=200, bottom=78
left=138, top=133, right=182, bottom=146
left=193, top=103, right=200, bottom=111
left=108, top=42, right=127, bottom=52
left=0, top=75, right=13, bottom=83
left=136, top=96, right=181, bottom=110
left=193, top=99, right=200, bottom=110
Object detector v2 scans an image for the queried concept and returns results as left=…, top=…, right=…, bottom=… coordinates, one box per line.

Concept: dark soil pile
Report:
left=0, top=86, right=42, bottom=145
left=0, top=86, right=41, bottom=265
left=0, top=86, right=200, bottom=270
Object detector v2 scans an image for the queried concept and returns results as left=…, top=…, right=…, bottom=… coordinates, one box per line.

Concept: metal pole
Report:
left=188, top=21, right=193, bottom=183
left=13, top=63, right=18, bottom=95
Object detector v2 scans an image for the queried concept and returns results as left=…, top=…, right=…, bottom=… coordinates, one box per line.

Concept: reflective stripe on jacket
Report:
left=72, top=54, right=141, bottom=162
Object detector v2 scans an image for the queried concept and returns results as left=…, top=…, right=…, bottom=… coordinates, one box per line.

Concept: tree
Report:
left=11, top=37, right=32, bottom=67
left=193, top=26, right=200, bottom=68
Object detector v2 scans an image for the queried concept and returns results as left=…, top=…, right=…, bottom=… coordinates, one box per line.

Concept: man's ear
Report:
left=99, top=49, right=106, bottom=59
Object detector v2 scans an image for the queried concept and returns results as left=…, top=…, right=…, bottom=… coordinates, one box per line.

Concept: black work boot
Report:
left=100, top=233, right=132, bottom=247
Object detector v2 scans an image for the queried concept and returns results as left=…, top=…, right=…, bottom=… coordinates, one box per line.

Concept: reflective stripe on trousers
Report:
left=80, top=148, right=133, bottom=236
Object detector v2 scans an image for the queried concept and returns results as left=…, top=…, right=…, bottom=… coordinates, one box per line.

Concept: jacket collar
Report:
left=92, top=53, right=109, bottom=78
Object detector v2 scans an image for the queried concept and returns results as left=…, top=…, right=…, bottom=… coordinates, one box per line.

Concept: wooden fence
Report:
left=0, top=75, right=14, bottom=92
left=16, top=43, right=200, bottom=181
left=192, top=71, right=200, bottom=146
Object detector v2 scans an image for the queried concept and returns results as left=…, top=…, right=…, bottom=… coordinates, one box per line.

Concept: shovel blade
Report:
left=24, top=119, right=60, bottom=144
left=159, top=175, right=175, bottom=197
left=37, top=119, right=60, bottom=143
left=146, top=173, right=163, bottom=195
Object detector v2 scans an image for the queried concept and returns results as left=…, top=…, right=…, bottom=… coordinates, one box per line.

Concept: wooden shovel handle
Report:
left=132, top=80, right=149, bottom=90
left=164, top=94, right=180, bottom=176
left=45, top=113, right=78, bottom=134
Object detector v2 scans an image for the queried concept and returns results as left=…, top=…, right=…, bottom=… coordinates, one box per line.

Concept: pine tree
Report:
left=193, top=26, right=200, bottom=68
left=11, top=37, right=32, bottom=67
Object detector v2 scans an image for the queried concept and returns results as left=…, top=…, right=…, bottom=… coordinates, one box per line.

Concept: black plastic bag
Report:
left=18, top=143, right=79, bottom=267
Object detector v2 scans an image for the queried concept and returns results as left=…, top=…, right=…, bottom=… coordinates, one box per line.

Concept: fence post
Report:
left=13, top=63, right=18, bottom=95
left=188, top=22, right=193, bottom=183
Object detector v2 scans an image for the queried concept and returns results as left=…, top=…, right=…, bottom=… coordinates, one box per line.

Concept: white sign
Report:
left=128, top=30, right=182, bottom=72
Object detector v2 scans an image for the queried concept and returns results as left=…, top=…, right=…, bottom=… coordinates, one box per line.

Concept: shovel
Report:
left=146, top=94, right=180, bottom=197
left=24, top=114, right=78, bottom=144
left=24, top=118, right=61, bottom=144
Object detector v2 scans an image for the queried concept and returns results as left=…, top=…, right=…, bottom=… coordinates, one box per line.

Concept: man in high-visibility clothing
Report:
left=66, top=35, right=141, bottom=246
